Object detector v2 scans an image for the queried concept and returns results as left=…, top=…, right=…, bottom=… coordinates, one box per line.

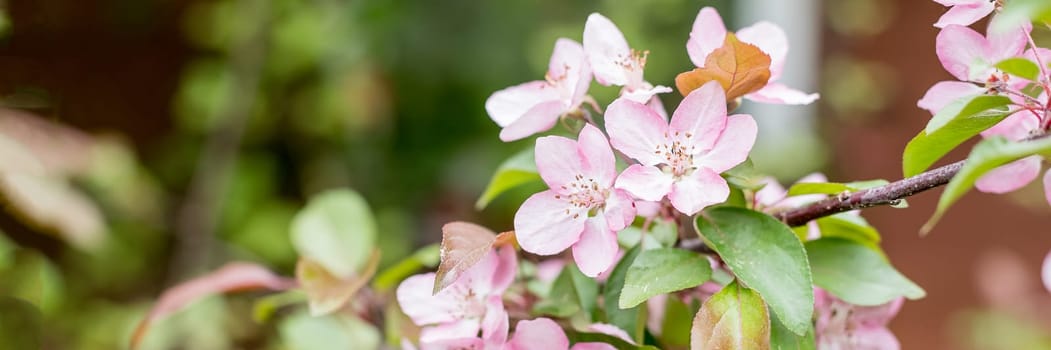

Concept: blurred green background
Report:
left=0, top=0, right=1048, bottom=349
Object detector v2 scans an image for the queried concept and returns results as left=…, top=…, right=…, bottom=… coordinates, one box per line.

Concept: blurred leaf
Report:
left=996, top=58, right=1041, bottom=81
left=476, top=148, right=540, bottom=209
left=650, top=218, right=679, bottom=248
left=280, top=311, right=379, bottom=350
left=659, top=294, right=694, bottom=348
left=675, top=33, right=771, bottom=100
left=434, top=221, right=497, bottom=294
left=954, top=309, right=1051, bottom=350
left=535, top=264, right=587, bottom=318
left=904, top=103, right=1012, bottom=177
left=696, top=207, right=813, bottom=335
left=723, top=159, right=766, bottom=190
left=174, top=59, right=234, bottom=133
left=604, top=246, right=644, bottom=342
left=807, top=238, right=924, bottom=306
left=926, top=95, right=1011, bottom=135
left=620, top=248, right=711, bottom=308
left=0, top=173, right=106, bottom=250
left=373, top=244, right=440, bottom=292
left=995, top=0, right=1051, bottom=33
left=770, top=311, right=815, bottom=350
left=1, top=251, right=63, bottom=316
left=291, top=188, right=376, bottom=278
left=813, top=213, right=881, bottom=249
left=230, top=200, right=298, bottom=267
left=131, top=262, right=294, bottom=349
left=691, top=281, right=771, bottom=350
left=252, top=290, right=307, bottom=324
left=924, top=136, right=1051, bottom=233
left=0, top=297, right=42, bottom=350
left=298, top=250, right=380, bottom=316
left=567, top=330, right=658, bottom=350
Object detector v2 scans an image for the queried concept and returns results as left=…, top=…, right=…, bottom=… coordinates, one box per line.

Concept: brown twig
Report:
left=774, top=160, right=964, bottom=227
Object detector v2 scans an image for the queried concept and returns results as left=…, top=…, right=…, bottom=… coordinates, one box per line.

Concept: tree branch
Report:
left=774, top=160, right=964, bottom=227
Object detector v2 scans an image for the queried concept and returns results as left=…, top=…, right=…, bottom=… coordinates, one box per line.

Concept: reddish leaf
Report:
left=298, top=249, right=381, bottom=316
left=691, top=281, right=771, bottom=350
left=433, top=221, right=498, bottom=294
left=130, top=262, right=294, bottom=349
left=675, top=33, right=772, bottom=101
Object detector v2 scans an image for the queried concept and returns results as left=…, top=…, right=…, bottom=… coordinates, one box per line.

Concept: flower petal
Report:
left=535, top=135, right=585, bottom=189
left=605, top=98, right=668, bottom=166
left=647, top=95, right=669, bottom=121
left=668, top=168, right=729, bottom=215
left=550, top=38, right=593, bottom=107
left=695, top=114, right=758, bottom=173
left=419, top=319, right=482, bottom=344
left=934, top=2, right=995, bottom=28
left=614, top=164, right=673, bottom=202
left=736, top=21, right=789, bottom=80
left=481, top=296, right=509, bottom=347
left=916, top=81, right=984, bottom=115
left=396, top=273, right=466, bottom=326
left=744, top=82, right=820, bottom=105
left=486, top=81, right=561, bottom=127
left=670, top=81, right=728, bottom=152
left=490, top=246, right=518, bottom=293
left=687, top=7, right=728, bottom=67
left=1041, top=247, right=1051, bottom=293
left=514, top=190, right=587, bottom=255
left=849, top=327, right=901, bottom=350
left=578, top=124, right=617, bottom=187
left=621, top=84, right=674, bottom=104
left=602, top=189, right=637, bottom=231
left=754, top=176, right=787, bottom=208
left=987, top=14, right=1031, bottom=63
left=936, top=25, right=989, bottom=81
left=584, top=13, right=632, bottom=86
left=572, top=215, right=619, bottom=278
left=499, top=100, right=567, bottom=142
left=974, top=155, right=1042, bottom=194
left=981, top=110, right=1041, bottom=141
left=571, top=343, right=618, bottom=350
left=507, top=318, right=570, bottom=350
left=1044, top=170, right=1051, bottom=209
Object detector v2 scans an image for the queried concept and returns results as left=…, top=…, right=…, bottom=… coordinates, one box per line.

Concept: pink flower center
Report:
left=556, top=174, right=608, bottom=217
left=654, top=132, right=699, bottom=177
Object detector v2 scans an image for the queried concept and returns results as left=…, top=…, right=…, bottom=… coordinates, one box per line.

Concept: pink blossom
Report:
left=396, top=246, right=516, bottom=348
left=513, top=124, right=637, bottom=277
left=583, top=13, right=672, bottom=107
left=815, top=289, right=903, bottom=350
left=933, top=0, right=996, bottom=28
left=919, top=17, right=1032, bottom=115
left=935, top=19, right=1030, bottom=84
left=486, top=39, right=592, bottom=141
left=1043, top=250, right=1051, bottom=294
left=687, top=7, right=818, bottom=105
left=504, top=318, right=616, bottom=350
left=605, top=81, right=757, bottom=215
left=973, top=100, right=1050, bottom=197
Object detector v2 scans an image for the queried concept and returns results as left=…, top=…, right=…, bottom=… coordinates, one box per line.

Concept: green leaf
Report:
left=0, top=297, right=42, bottom=350
left=723, top=158, right=766, bottom=190
left=996, top=58, right=1041, bottom=81
left=807, top=238, right=925, bottom=306
left=620, top=248, right=712, bottom=308
left=475, top=149, right=540, bottom=209
left=813, top=214, right=881, bottom=248
left=291, top=189, right=376, bottom=278
left=696, top=207, right=813, bottom=335
left=372, top=244, right=439, bottom=292
left=925, top=136, right=1051, bottom=233
left=786, top=182, right=851, bottom=196
left=770, top=312, right=815, bottom=350
left=567, top=331, right=659, bottom=350
left=603, top=246, right=644, bottom=342
left=252, top=290, right=307, bottom=323
left=569, top=262, right=599, bottom=318
left=902, top=107, right=1012, bottom=177
left=925, top=95, right=1011, bottom=135
left=691, top=281, right=771, bottom=350
left=534, top=264, right=593, bottom=318
left=659, top=294, right=695, bottom=348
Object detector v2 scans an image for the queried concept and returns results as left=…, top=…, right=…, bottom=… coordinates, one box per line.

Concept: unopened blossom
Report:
left=687, top=7, right=818, bottom=105
left=396, top=246, right=516, bottom=349
left=513, top=124, right=636, bottom=277
left=932, top=0, right=996, bottom=28
left=918, top=17, right=1032, bottom=115
left=606, top=81, right=757, bottom=215
left=815, top=289, right=903, bottom=350
left=486, top=39, right=592, bottom=141
left=583, top=13, right=672, bottom=111
left=504, top=318, right=616, bottom=350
